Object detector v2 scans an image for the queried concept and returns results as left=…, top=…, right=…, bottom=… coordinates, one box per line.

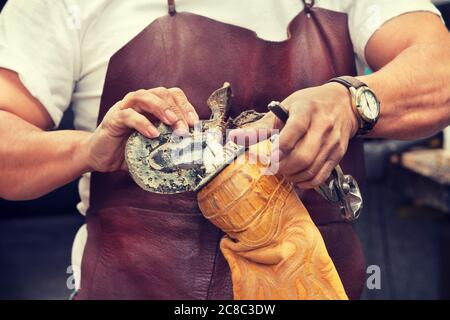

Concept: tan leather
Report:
left=198, top=141, right=348, bottom=300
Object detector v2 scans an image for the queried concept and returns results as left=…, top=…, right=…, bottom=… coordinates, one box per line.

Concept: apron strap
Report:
left=168, top=0, right=313, bottom=16
left=302, top=0, right=315, bottom=12
left=168, top=0, right=176, bottom=16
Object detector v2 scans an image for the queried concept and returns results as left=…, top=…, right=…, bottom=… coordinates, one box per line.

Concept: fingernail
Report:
left=188, top=112, right=199, bottom=124
left=165, top=109, right=178, bottom=123
left=147, top=126, right=160, bottom=137
left=175, top=121, right=189, bottom=134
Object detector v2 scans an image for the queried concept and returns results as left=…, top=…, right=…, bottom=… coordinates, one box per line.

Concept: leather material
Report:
left=328, top=76, right=367, bottom=89
left=77, top=5, right=366, bottom=300
left=198, top=141, right=348, bottom=300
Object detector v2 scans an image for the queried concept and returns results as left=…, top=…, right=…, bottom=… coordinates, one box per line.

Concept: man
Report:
left=0, top=0, right=449, bottom=299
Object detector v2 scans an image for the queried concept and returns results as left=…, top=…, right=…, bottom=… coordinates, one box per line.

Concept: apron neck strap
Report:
left=168, top=1, right=313, bottom=16
left=302, top=0, right=315, bottom=12
left=168, top=0, right=176, bottom=16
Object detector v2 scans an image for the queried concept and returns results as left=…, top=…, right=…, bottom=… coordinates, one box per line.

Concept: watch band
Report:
left=328, top=76, right=367, bottom=90
left=327, top=76, right=374, bottom=136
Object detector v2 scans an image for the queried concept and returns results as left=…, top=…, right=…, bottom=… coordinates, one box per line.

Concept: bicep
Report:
left=365, top=12, right=450, bottom=71
left=0, top=68, right=53, bottom=130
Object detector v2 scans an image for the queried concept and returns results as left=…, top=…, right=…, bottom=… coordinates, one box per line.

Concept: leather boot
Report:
left=197, top=140, right=348, bottom=300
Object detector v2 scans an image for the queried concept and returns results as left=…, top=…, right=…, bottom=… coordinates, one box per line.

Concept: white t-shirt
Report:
left=0, top=0, right=441, bottom=290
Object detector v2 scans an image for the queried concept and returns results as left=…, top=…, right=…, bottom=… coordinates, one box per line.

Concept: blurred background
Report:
left=1, top=0, right=450, bottom=300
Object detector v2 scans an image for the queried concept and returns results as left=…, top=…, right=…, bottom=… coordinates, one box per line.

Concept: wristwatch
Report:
left=328, top=76, right=381, bottom=136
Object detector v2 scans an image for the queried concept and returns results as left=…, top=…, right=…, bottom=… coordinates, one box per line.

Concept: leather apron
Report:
left=77, top=0, right=366, bottom=300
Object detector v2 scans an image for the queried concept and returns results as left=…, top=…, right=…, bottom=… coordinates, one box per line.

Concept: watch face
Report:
left=359, top=89, right=379, bottom=121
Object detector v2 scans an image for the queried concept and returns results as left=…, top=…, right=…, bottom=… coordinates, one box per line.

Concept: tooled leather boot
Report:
left=197, top=140, right=348, bottom=300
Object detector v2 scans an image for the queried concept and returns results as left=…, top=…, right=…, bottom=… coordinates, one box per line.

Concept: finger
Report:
left=168, top=87, right=199, bottom=126
left=247, top=140, right=273, bottom=166
left=116, top=108, right=160, bottom=138
left=277, top=105, right=311, bottom=154
left=229, top=113, right=280, bottom=147
left=278, top=120, right=323, bottom=176
left=151, top=87, right=189, bottom=133
left=296, top=159, right=337, bottom=189
left=285, top=130, right=342, bottom=183
left=121, top=89, right=189, bottom=133
left=286, top=147, right=333, bottom=183
left=120, top=90, right=172, bottom=123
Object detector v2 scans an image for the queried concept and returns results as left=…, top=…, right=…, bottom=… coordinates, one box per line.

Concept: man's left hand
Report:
left=229, top=83, right=358, bottom=189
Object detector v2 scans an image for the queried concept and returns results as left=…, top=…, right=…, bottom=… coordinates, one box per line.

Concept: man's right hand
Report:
left=80, top=87, right=199, bottom=173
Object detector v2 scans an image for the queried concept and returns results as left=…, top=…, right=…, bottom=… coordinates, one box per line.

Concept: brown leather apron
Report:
left=77, top=0, right=366, bottom=300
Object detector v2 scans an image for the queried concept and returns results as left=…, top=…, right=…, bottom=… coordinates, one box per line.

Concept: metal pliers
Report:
left=268, top=101, right=363, bottom=221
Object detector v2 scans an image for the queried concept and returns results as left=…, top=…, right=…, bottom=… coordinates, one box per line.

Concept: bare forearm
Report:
left=360, top=42, right=450, bottom=140
left=0, top=110, right=90, bottom=200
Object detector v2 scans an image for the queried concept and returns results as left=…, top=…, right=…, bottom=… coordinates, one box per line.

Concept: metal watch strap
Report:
left=327, top=76, right=373, bottom=136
